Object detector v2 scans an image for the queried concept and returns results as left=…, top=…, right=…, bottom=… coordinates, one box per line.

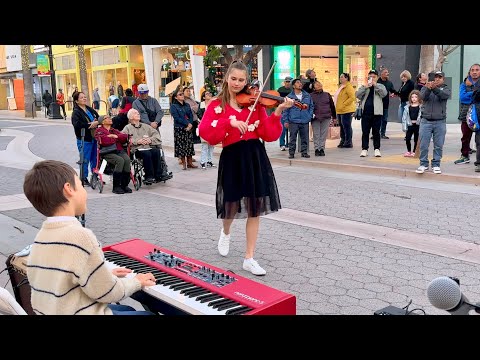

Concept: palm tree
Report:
left=21, top=45, right=34, bottom=118
left=77, top=45, right=89, bottom=103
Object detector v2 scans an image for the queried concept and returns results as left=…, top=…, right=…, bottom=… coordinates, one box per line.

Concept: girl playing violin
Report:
left=199, top=60, right=294, bottom=276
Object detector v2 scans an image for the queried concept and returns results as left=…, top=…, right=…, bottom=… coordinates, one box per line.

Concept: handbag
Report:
left=99, top=143, right=118, bottom=155
left=355, top=106, right=362, bottom=120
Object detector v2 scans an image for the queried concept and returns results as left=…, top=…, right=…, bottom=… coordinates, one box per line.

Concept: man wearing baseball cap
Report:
left=132, top=84, right=164, bottom=130
left=416, top=70, right=451, bottom=175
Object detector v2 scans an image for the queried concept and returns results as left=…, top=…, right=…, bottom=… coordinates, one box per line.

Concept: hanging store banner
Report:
left=37, top=54, right=51, bottom=76
left=5, top=45, right=22, bottom=72
left=193, top=45, right=207, bottom=56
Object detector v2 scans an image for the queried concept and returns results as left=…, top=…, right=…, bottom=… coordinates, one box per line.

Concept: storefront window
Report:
left=56, top=73, right=77, bottom=111
left=153, top=45, right=192, bottom=97
left=91, top=48, right=120, bottom=67
left=129, top=45, right=143, bottom=64
left=341, top=45, right=374, bottom=90
left=56, top=54, right=75, bottom=71
left=300, top=45, right=339, bottom=95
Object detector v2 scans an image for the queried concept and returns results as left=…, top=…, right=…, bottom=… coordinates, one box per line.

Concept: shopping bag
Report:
left=328, top=126, right=340, bottom=140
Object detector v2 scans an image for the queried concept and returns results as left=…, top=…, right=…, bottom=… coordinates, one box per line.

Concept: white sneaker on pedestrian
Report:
left=242, top=258, right=266, bottom=276
left=217, top=228, right=230, bottom=256
left=280, top=146, right=286, bottom=151
left=433, top=166, right=442, bottom=174
left=374, top=149, right=381, bottom=157
left=416, top=165, right=428, bottom=174
left=360, top=150, right=368, bottom=157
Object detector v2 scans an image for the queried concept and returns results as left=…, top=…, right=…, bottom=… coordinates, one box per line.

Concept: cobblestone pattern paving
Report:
left=3, top=191, right=479, bottom=315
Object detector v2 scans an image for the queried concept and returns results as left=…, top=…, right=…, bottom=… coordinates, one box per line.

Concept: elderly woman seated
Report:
left=122, top=108, right=173, bottom=184
left=94, top=115, right=132, bottom=194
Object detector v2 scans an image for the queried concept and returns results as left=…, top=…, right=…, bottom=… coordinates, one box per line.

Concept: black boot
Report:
left=122, top=172, right=133, bottom=193
left=112, top=172, right=124, bottom=194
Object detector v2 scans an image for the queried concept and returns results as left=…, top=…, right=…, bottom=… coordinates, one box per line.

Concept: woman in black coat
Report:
left=71, top=91, right=99, bottom=186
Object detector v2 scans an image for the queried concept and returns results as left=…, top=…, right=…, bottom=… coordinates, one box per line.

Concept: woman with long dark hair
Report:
left=71, top=92, right=99, bottom=186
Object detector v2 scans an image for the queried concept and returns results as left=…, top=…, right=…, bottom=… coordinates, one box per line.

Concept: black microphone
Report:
left=427, top=276, right=480, bottom=315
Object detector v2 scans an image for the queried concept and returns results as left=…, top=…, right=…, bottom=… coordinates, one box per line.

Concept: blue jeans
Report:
left=419, top=119, right=447, bottom=167
left=279, top=121, right=288, bottom=147
left=338, top=113, right=353, bottom=146
left=380, top=109, right=389, bottom=136
left=108, top=304, right=154, bottom=315
left=201, top=143, right=214, bottom=163
left=398, top=102, right=407, bottom=123
left=76, top=139, right=97, bottom=179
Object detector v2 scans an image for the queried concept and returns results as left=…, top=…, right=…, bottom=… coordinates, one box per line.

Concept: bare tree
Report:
left=419, top=45, right=460, bottom=74
left=435, top=45, right=460, bottom=71
left=77, top=45, right=89, bottom=103
left=21, top=45, right=34, bottom=118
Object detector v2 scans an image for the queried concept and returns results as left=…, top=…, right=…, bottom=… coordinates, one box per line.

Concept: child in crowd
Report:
left=402, top=90, right=422, bottom=157
left=23, top=160, right=156, bottom=315
left=198, top=90, right=216, bottom=169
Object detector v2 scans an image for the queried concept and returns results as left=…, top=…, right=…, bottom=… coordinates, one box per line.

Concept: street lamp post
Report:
left=47, top=45, right=63, bottom=119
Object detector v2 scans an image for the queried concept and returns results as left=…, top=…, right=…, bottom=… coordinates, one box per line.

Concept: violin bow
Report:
left=243, top=60, right=277, bottom=127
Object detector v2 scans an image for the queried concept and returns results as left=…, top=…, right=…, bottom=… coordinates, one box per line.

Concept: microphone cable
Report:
left=402, top=299, right=427, bottom=315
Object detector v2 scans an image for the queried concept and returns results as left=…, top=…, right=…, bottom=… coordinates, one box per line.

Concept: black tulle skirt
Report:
left=216, top=139, right=281, bottom=219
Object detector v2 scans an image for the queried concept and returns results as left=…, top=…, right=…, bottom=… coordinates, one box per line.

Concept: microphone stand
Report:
left=76, top=127, right=86, bottom=228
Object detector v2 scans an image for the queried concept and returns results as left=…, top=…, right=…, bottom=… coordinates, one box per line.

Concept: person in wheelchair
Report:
left=94, top=115, right=132, bottom=194
left=122, top=108, right=173, bottom=184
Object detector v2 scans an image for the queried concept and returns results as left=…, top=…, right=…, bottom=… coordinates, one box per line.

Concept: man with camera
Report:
left=416, top=71, right=451, bottom=175
left=132, top=84, right=164, bottom=131
left=355, top=69, right=388, bottom=158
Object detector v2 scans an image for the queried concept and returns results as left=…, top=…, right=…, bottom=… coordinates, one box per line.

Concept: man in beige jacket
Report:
left=356, top=69, right=387, bottom=158
left=122, top=108, right=172, bottom=184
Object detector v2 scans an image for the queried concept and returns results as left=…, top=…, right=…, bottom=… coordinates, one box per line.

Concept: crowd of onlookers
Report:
left=276, top=64, right=480, bottom=175
left=68, top=63, right=480, bottom=194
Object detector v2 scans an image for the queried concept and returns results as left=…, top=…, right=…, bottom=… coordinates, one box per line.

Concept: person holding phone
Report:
left=355, top=70, right=388, bottom=158
left=416, top=71, right=451, bottom=174
left=377, top=68, right=397, bottom=140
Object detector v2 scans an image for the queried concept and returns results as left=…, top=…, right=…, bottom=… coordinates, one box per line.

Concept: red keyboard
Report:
left=103, top=239, right=296, bottom=315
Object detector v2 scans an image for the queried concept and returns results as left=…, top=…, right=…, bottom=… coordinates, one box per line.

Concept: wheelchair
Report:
left=90, top=142, right=141, bottom=193
left=129, top=145, right=173, bottom=187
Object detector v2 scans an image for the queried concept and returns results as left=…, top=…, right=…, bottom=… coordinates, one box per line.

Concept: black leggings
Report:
left=405, top=123, right=419, bottom=152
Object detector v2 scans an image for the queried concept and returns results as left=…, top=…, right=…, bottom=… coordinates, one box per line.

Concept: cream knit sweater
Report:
left=27, top=219, right=142, bottom=315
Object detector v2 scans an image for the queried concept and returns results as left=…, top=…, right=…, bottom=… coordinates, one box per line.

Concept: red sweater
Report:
left=94, top=126, right=128, bottom=151
left=198, top=99, right=282, bottom=147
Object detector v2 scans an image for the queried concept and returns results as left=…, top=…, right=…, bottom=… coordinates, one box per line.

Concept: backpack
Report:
left=466, top=104, right=480, bottom=131
left=467, top=89, right=480, bottom=131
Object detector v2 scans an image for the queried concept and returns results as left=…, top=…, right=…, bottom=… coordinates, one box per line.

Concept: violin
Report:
left=236, top=86, right=308, bottom=110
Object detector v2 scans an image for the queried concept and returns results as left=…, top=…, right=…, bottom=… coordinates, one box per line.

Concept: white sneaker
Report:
left=217, top=228, right=230, bottom=256
left=374, top=149, right=381, bottom=157
left=433, top=166, right=442, bottom=174
left=360, top=150, right=368, bottom=157
left=416, top=165, right=428, bottom=174
left=243, top=258, right=266, bottom=276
